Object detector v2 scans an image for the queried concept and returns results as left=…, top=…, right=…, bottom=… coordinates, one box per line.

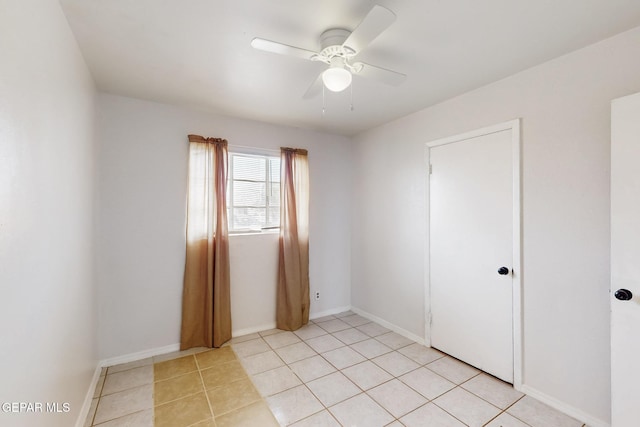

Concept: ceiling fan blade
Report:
left=356, top=62, right=406, bottom=86
left=302, top=73, right=324, bottom=99
left=342, top=5, right=396, bottom=54
left=251, top=37, right=318, bottom=61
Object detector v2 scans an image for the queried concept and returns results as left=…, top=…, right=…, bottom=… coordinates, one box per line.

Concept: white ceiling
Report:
left=60, top=0, right=640, bottom=136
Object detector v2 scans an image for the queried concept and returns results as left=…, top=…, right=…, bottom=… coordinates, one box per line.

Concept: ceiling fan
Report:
left=251, top=4, right=406, bottom=98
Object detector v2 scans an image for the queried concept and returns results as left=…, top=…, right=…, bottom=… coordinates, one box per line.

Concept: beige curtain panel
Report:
left=277, top=147, right=310, bottom=331
left=180, top=135, right=231, bottom=349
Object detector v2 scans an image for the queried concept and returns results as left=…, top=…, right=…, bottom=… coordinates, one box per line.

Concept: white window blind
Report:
left=227, top=152, right=280, bottom=232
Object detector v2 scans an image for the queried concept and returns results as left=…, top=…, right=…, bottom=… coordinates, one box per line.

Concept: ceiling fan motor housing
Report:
left=319, top=28, right=355, bottom=57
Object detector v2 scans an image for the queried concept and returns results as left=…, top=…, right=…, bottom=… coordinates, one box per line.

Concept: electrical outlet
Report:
left=315, top=292, right=320, bottom=300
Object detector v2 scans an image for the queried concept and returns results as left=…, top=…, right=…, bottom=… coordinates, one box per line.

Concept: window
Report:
left=227, top=152, right=280, bottom=232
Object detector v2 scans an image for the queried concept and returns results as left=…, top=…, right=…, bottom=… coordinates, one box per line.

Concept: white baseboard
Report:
left=232, top=322, right=277, bottom=338
left=519, top=385, right=610, bottom=427
left=100, top=343, right=180, bottom=368
left=76, top=344, right=182, bottom=426
left=350, top=306, right=426, bottom=346
left=75, top=364, right=102, bottom=427
left=310, top=305, right=352, bottom=320
left=347, top=308, right=609, bottom=427
left=77, top=304, right=355, bottom=426
left=231, top=305, right=352, bottom=337
left=97, top=304, right=354, bottom=369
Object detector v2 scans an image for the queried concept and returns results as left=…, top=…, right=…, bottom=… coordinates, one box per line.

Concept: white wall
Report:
left=0, top=0, right=97, bottom=426
left=96, top=94, right=351, bottom=359
left=351, top=26, right=640, bottom=426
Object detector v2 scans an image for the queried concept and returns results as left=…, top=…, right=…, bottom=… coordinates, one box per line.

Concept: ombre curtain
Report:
left=180, top=135, right=231, bottom=349
left=277, top=147, right=310, bottom=331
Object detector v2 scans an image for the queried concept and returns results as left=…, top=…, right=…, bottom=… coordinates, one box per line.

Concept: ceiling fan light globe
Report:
left=322, top=67, right=352, bottom=92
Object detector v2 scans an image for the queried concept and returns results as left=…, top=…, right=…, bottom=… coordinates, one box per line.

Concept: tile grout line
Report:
left=253, top=327, right=335, bottom=424
left=255, top=322, right=431, bottom=426
left=282, top=333, right=348, bottom=425
left=498, top=394, right=533, bottom=427
left=156, top=347, right=279, bottom=426
left=396, top=367, right=527, bottom=426
left=331, top=333, right=423, bottom=425
left=320, top=317, right=403, bottom=425
left=224, top=347, right=270, bottom=415
left=355, top=327, right=485, bottom=424
left=193, top=353, right=216, bottom=424
left=235, top=318, right=536, bottom=427
left=89, top=373, right=106, bottom=427
left=90, top=372, right=105, bottom=426
left=221, top=343, right=287, bottom=425
left=90, top=364, right=156, bottom=426
left=242, top=333, right=359, bottom=407
left=260, top=329, right=329, bottom=424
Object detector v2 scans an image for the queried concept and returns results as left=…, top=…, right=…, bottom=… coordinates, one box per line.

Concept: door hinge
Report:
left=429, top=164, right=433, bottom=174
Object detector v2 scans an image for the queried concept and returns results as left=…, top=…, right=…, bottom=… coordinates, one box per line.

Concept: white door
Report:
left=429, top=125, right=517, bottom=384
left=611, top=92, right=640, bottom=427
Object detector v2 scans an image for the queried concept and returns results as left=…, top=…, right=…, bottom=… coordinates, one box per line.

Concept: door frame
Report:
left=424, top=118, right=523, bottom=389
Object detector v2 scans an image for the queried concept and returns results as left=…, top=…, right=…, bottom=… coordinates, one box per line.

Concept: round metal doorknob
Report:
left=614, top=289, right=633, bottom=301
left=498, top=267, right=510, bottom=275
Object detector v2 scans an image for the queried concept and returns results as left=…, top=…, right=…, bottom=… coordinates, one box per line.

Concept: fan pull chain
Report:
left=350, top=82, right=354, bottom=111
left=322, top=85, right=326, bottom=117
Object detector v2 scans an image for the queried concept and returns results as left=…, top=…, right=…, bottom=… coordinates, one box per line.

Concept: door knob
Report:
left=614, top=289, right=633, bottom=301
left=498, top=267, right=510, bottom=276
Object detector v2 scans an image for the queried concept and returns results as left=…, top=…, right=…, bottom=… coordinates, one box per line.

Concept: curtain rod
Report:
left=281, top=147, right=308, bottom=155
left=188, top=134, right=227, bottom=144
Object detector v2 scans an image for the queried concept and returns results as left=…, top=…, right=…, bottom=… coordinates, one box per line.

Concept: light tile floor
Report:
left=86, top=311, right=589, bottom=426
left=86, top=346, right=278, bottom=426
